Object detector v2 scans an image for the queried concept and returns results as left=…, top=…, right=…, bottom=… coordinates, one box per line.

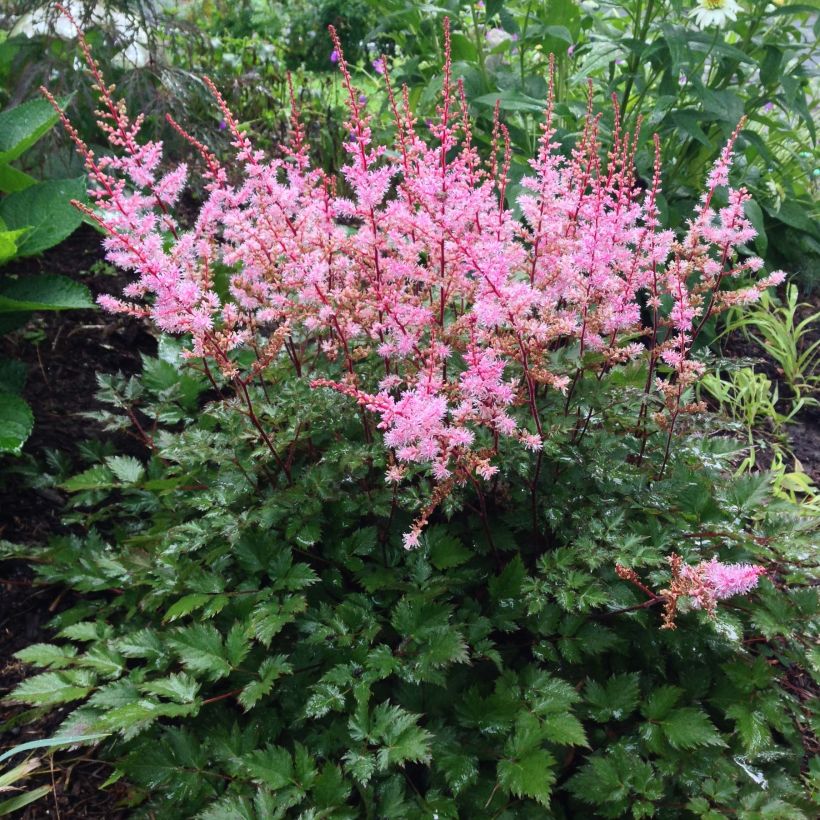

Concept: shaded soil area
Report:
left=0, top=225, right=817, bottom=816
left=1, top=225, right=154, bottom=818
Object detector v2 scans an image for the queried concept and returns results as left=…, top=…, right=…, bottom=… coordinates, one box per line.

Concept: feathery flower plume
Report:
left=45, top=7, right=785, bottom=547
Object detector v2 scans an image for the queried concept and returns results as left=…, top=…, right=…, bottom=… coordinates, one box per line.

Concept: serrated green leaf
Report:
left=5, top=671, right=96, bottom=706
left=541, top=712, right=588, bottom=747
left=225, top=622, right=251, bottom=667
left=14, top=643, right=78, bottom=670
left=60, top=464, right=116, bottom=492
left=660, top=708, right=724, bottom=750
left=244, top=745, right=293, bottom=790
left=168, top=624, right=232, bottom=681
left=642, top=686, right=683, bottom=721
left=238, top=655, right=292, bottom=711
left=77, top=646, right=125, bottom=677
left=196, top=793, right=255, bottom=820
left=163, top=593, right=212, bottom=623
left=726, top=704, right=772, bottom=754
left=312, top=763, right=350, bottom=808
left=59, top=622, right=113, bottom=642
left=141, top=673, right=200, bottom=704
left=104, top=455, right=145, bottom=484
left=0, top=392, right=33, bottom=454
left=585, top=673, right=640, bottom=722
left=426, top=525, right=472, bottom=569
left=251, top=595, right=306, bottom=646
left=498, top=749, right=556, bottom=807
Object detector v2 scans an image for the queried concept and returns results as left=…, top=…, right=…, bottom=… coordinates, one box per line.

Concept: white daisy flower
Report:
left=689, top=0, right=741, bottom=28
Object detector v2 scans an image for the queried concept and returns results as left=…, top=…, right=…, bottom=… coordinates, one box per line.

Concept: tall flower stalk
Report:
left=45, top=5, right=784, bottom=548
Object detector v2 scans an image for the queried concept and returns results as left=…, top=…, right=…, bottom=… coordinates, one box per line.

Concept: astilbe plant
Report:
left=44, top=12, right=782, bottom=559
left=6, top=10, right=817, bottom=817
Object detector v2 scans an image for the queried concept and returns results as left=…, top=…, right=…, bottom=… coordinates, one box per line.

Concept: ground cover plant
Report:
left=1, top=4, right=818, bottom=818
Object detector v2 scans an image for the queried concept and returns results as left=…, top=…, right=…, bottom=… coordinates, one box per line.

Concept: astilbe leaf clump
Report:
left=3, top=6, right=818, bottom=819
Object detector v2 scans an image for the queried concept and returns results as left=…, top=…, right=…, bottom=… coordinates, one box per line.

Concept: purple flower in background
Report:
left=476, top=1, right=485, bottom=8
left=567, top=44, right=575, bottom=57
left=330, top=49, right=339, bottom=64
left=763, top=101, right=774, bottom=113
left=218, top=119, right=227, bottom=131
left=372, top=57, right=385, bottom=75
left=678, top=71, right=687, bottom=86
left=358, top=93, right=367, bottom=105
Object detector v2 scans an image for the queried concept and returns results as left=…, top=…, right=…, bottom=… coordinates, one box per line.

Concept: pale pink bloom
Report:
left=50, top=13, right=786, bottom=548
left=682, top=559, right=765, bottom=611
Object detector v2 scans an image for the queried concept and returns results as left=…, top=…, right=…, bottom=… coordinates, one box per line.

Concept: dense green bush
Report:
left=0, top=4, right=817, bottom=818
left=3, top=342, right=818, bottom=817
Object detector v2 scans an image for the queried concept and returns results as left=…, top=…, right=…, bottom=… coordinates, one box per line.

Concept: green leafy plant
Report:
left=699, top=365, right=800, bottom=471
left=723, top=283, right=820, bottom=404
left=3, top=330, right=817, bottom=817
left=0, top=97, right=93, bottom=454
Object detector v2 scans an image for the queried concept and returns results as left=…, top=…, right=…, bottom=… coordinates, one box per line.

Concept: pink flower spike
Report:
left=50, top=12, right=789, bottom=550
left=702, top=559, right=766, bottom=601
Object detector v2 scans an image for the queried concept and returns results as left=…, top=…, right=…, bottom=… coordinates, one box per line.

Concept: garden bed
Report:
left=1, top=225, right=818, bottom=817
left=1, top=225, right=153, bottom=817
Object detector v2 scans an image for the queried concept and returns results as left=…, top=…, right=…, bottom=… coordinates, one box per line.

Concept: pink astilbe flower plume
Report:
left=663, top=554, right=766, bottom=628
left=45, top=9, right=786, bottom=548
left=616, top=556, right=766, bottom=629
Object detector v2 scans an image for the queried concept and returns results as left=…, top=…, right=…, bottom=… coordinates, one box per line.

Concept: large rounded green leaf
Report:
left=0, top=177, right=85, bottom=257
left=0, top=98, right=60, bottom=165
left=0, top=274, right=94, bottom=313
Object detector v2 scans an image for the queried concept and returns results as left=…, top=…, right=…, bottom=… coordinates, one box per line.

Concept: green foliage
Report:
left=0, top=176, right=85, bottom=257
left=0, top=390, right=32, bottom=455
left=0, top=272, right=95, bottom=313
left=0, top=97, right=59, bottom=175
left=724, top=284, right=820, bottom=403
left=0, top=96, right=91, bottom=454
left=0, top=759, right=51, bottom=817
left=3, top=344, right=817, bottom=818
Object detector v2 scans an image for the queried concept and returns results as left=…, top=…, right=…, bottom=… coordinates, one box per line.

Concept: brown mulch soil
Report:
left=1, top=225, right=818, bottom=816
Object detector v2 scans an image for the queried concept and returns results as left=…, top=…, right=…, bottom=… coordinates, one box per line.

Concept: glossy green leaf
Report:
left=0, top=177, right=85, bottom=257
left=0, top=392, right=33, bottom=454
left=0, top=98, right=60, bottom=165
left=0, top=274, right=93, bottom=312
